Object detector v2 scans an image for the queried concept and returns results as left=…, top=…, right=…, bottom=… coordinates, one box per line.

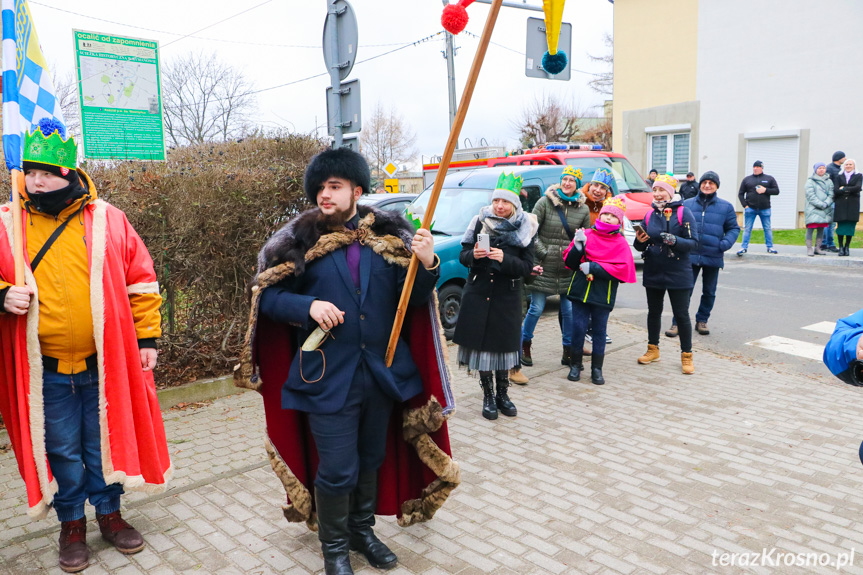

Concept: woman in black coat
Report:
left=633, top=175, right=698, bottom=374
left=453, top=177, right=537, bottom=420
left=833, top=159, right=862, bottom=256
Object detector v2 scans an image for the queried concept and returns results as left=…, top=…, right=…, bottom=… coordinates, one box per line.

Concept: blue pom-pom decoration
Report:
left=36, top=117, right=66, bottom=138
left=542, top=50, right=568, bottom=75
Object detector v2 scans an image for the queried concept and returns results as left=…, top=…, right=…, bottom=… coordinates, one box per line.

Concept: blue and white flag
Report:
left=2, top=0, right=65, bottom=171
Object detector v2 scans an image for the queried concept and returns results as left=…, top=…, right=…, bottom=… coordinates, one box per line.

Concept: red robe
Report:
left=0, top=177, right=172, bottom=519
left=235, top=209, right=459, bottom=529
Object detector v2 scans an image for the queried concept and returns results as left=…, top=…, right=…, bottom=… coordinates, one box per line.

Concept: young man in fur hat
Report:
left=236, top=148, right=458, bottom=575
left=0, top=119, right=171, bottom=572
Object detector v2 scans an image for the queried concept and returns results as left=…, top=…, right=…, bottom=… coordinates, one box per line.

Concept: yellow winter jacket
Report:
left=0, top=171, right=161, bottom=374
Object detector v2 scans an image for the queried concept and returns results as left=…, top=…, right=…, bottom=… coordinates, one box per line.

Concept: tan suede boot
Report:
left=637, top=344, right=660, bottom=364
left=509, top=368, right=529, bottom=385
left=681, top=352, right=694, bottom=375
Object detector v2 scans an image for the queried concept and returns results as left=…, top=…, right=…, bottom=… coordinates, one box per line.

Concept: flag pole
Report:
left=385, top=0, right=504, bottom=366
left=10, top=169, right=25, bottom=286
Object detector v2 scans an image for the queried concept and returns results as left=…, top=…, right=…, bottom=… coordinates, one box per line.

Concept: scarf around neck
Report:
left=462, top=204, right=538, bottom=248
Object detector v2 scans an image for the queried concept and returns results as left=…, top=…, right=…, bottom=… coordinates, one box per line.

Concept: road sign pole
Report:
left=326, top=0, right=343, bottom=148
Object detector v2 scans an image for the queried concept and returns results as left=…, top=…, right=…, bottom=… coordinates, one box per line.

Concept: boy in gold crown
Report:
left=0, top=118, right=171, bottom=572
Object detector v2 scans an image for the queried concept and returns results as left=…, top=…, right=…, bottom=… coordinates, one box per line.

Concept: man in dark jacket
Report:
left=821, top=151, right=846, bottom=252
left=679, top=172, right=699, bottom=200
left=666, top=171, right=740, bottom=337
left=736, top=161, right=780, bottom=256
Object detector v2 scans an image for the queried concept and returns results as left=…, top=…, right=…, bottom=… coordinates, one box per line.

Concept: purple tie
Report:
left=344, top=221, right=361, bottom=288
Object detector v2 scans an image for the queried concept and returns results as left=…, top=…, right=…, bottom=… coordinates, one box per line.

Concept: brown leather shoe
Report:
left=97, top=511, right=145, bottom=555
left=695, top=321, right=710, bottom=335
left=58, top=518, right=89, bottom=573
left=509, top=368, right=529, bottom=385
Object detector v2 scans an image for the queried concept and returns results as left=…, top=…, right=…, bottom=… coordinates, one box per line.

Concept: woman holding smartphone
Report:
left=633, top=174, right=698, bottom=374
left=453, top=173, right=538, bottom=420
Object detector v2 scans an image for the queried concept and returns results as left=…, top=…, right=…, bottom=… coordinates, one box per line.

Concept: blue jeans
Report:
left=521, top=290, right=572, bottom=347
left=822, top=220, right=837, bottom=248
left=672, top=265, right=720, bottom=325
left=570, top=300, right=610, bottom=356
left=43, top=368, right=123, bottom=522
left=741, top=207, right=773, bottom=249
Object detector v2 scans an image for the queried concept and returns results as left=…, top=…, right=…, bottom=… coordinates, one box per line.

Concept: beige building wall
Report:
left=612, top=0, right=699, bottom=157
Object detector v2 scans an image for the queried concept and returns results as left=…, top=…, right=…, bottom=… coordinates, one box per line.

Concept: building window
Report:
left=648, top=132, right=690, bottom=177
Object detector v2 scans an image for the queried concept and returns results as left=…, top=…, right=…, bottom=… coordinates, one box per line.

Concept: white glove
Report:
left=579, top=262, right=591, bottom=275
left=575, top=228, right=587, bottom=243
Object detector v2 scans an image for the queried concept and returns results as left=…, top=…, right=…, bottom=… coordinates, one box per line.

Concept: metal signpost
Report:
left=524, top=17, right=572, bottom=80
left=323, top=0, right=360, bottom=148
left=73, top=30, right=166, bottom=160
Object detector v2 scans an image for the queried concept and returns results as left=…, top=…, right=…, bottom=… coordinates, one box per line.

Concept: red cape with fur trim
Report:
left=0, top=173, right=172, bottom=519
left=235, top=207, right=459, bottom=529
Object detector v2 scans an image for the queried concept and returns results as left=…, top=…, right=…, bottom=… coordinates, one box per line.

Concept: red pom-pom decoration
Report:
left=442, top=4, right=469, bottom=35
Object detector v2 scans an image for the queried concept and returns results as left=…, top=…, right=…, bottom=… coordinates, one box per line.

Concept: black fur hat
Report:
left=303, top=148, right=370, bottom=203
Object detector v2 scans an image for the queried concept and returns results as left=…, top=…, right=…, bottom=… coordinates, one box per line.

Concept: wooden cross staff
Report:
left=385, top=0, right=504, bottom=366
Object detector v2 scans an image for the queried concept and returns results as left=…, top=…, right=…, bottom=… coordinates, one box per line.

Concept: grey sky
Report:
left=31, top=0, right=614, bottom=165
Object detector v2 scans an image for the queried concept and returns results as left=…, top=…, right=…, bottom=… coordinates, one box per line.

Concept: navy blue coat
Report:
left=634, top=200, right=698, bottom=290
left=260, top=221, right=439, bottom=415
left=684, top=192, right=740, bottom=269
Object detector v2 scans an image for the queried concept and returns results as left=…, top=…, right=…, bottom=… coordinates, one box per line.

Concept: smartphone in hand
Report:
left=633, top=223, right=647, bottom=236
left=477, top=233, right=490, bottom=252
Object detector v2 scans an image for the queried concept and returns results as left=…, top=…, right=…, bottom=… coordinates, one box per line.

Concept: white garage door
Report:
left=745, top=137, right=799, bottom=229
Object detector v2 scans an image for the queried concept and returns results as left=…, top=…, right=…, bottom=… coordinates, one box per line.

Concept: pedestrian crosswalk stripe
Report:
left=746, top=336, right=824, bottom=361
left=802, top=321, right=836, bottom=335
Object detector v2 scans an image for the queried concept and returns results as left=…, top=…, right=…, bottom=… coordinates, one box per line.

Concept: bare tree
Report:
left=586, top=33, right=613, bottom=96
left=162, top=52, right=256, bottom=147
left=52, top=70, right=81, bottom=137
left=360, top=102, right=418, bottom=182
left=514, top=93, right=586, bottom=147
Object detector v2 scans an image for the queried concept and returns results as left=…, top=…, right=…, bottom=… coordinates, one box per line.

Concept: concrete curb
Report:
left=732, top=243, right=863, bottom=268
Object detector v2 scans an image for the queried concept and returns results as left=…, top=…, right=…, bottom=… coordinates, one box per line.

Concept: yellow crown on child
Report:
left=602, top=197, right=627, bottom=213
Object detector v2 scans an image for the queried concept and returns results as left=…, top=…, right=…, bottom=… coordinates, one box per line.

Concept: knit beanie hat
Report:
left=559, top=165, right=583, bottom=186
left=699, top=170, right=720, bottom=188
left=652, top=174, right=679, bottom=198
left=304, top=148, right=370, bottom=203
left=813, top=162, right=827, bottom=173
left=492, top=172, right=523, bottom=207
left=833, top=151, right=846, bottom=163
left=599, top=197, right=626, bottom=223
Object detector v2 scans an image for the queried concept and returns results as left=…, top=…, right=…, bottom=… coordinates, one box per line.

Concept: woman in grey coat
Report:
left=520, top=165, right=591, bottom=367
left=804, top=163, right=834, bottom=256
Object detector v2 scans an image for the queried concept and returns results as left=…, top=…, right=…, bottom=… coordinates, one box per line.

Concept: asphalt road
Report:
left=541, top=258, right=863, bottom=379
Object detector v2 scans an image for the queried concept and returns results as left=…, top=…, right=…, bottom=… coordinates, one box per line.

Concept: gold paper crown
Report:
left=602, top=197, right=627, bottom=213
left=654, top=174, right=679, bottom=190
left=561, top=165, right=583, bottom=181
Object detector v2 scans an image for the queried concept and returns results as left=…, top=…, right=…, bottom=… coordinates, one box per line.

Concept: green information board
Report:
left=73, top=30, right=166, bottom=161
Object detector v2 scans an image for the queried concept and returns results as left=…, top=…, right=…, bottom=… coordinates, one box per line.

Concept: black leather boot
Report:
left=348, top=471, right=397, bottom=570
left=316, top=490, right=354, bottom=575
left=494, top=370, right=517, bottom=416
left=480, top=372, right=498, bottom=420
left=567, top=351, right=584, bottom=381
left=561, top=346, right=571, bottom=366
left=590, top=354, right=606, bottom=386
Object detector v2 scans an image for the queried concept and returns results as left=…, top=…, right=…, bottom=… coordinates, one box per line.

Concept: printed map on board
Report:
left=79, top=56, right=159, bottom=112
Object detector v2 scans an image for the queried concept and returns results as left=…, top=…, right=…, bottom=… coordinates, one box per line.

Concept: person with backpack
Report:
left=520, top=165, right=590, bottom=368
left=633, top=175, right=698, bottom=374
left=562, top=197, right=636, bottom=385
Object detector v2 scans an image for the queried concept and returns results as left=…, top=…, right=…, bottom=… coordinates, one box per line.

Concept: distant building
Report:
left=612, top=0, right=863, bottom=228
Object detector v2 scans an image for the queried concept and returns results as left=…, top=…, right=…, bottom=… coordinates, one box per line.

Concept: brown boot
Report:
left=521, top=340, right=532, bottom=366
left=97, top=511, right=145, bottom=555
left=58, top=518, right=89, bottom=573
left=681, top=352, right=694, bottom=375
left=695, top=321, right=710, bottom=335
left=509, top=367, right=529, bottom=385
left=637, top=344, right=660, bottom=364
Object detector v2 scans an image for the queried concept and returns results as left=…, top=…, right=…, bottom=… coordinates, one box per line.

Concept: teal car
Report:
left=408, top=165, right=635, bottom=339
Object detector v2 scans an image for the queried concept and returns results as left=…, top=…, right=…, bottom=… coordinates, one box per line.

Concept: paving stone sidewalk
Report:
left=3, top=317, right=863, bottom=575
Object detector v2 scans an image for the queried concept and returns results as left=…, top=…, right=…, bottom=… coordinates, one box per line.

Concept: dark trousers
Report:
left=646, top=287, right=692, bottom=352
left=570, top=299, right=611, bottom=356
left=671, top=265, right=720, bottom=326
left=307, top=363, right=394, bottom=495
